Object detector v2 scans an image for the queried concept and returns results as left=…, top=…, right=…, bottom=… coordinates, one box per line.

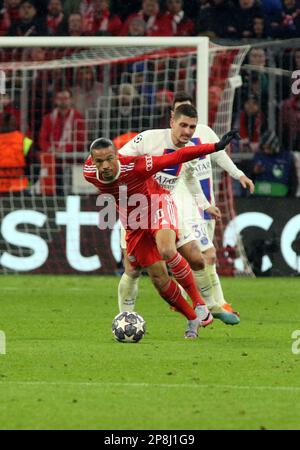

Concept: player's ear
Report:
left=170, top=115, right=175, bottom=128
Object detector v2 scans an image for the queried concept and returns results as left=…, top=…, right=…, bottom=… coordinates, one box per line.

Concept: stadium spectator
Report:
left=208, top=85, right=222, bottom=127
left=152, top=88, right=174, bottom=128
left=26, top=47, right=54, bottom=142
left=39, top=89, right=86, bottom=154
left=71, top=66, right=104, bottom=116
left=0, top=0, right=21, bottom=35
left=130, top=61, right=156, bottom=107
left=63, top=0, right=81, bottom=17
left=229, top=0, right=264, bottom=39
left=164, top=0, right=195, bottom=36
left=7, top=0, right=48, bottom=36
left=105, top=83, right=146, bottom=139
left=279, top=91, right=300, bottom=151
left=196, top=0, right=237, bottom=39
left=127, top=16, right=146, bottom=36
left=111, top=0, right=142, bottom=20
left=279, top=0, right=300, bottom=38
left=82, top=0, right=122, bottom=36
left=253, top=15, right=268, bottom=39
left=119, top=0, right=173, bottom=36
left=252, top=130, right=298, bottom=196
left=242, top=47, right=269, bottom=116
left=39, top=89, right=86, bottom=194
left=239, top=95, right=265, bottom=152
left=71, top=66, right=105, bottom=140
left=46, top=0, right=64, bottom=36
left=0, top=112, right=38, bottom=193
left=0, top=93, right=20, bottom=129
left=63, top=12, right=85, bottom=36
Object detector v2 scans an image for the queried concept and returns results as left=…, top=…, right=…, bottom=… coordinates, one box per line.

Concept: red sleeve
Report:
left=134, top=143, right=216, bottom=178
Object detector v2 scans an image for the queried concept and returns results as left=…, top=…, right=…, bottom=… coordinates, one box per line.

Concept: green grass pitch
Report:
left=0, top=275, right=300, bottom=430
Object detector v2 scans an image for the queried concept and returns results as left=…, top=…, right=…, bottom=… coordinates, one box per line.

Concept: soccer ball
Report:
left=112, top=311, right=146, bottom=343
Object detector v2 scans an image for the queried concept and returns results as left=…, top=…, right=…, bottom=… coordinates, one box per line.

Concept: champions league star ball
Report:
left=112, top=312, right=146, bottom=343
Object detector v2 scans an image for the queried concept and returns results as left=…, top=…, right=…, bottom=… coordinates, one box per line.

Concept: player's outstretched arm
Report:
left=134, top=130, right=239, bottom=180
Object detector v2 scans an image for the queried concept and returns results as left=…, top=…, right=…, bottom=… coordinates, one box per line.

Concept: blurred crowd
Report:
left=1, top=0, right=300, bottom=39
left=1, top=0, right=300, bottom=197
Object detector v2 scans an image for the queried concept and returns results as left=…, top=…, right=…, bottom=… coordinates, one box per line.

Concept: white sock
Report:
left=206, top=264, right=226, bottom=307
left=192, top=268, right=218, bottom=310
left=118, top=273, right=140, bottom=312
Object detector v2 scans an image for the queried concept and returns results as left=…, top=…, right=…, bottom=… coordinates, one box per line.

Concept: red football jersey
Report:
left=83, top=144, right=215, bottom=230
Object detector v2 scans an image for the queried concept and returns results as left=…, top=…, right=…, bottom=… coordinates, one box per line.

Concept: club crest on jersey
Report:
left=201, top=236, right=209, bottom=246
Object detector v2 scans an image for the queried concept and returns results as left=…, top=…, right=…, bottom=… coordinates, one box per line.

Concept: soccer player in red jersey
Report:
left=83, top=130, right=238, bottom=338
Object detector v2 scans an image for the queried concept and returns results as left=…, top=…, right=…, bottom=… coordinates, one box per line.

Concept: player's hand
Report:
left=215, top=130, right=240, bottom=151
left=239, top=175, right=255, bottom=193
left=205, top=206, right=221, bottom=220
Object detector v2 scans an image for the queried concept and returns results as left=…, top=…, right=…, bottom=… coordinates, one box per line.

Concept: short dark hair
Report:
left=90, top=137, right=114, bottom=153
left=172, top=92, right=193, bottom=110
left=173, top=104, right=198, bottom=121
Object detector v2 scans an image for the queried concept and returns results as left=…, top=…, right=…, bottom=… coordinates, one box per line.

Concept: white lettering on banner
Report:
left=281, top=214, right=300, bottom=271
left=0, top=210, right=48, bottom=271
left=291, top=330, right=300, bottom=355
left=0, top=70, right=6, bottom=94
left=0, top=331, right=6, bottom=355
left=56, top=196, right=101, bottom=272
left=111, top=220, right=122, bottom=264
left=224, top=212, right=273, bottom=273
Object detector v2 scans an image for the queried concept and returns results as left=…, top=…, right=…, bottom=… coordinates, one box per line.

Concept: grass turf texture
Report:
left=0, top=276, right=300, bottom=430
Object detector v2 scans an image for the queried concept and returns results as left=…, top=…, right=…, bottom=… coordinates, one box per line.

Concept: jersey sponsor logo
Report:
left=145, top=155, right=153, bottom=171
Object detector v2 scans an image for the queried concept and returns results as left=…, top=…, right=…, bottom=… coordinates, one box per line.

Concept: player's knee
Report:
left=204, top=248, right=217, bottom=266
left=158, top=245, right=177, bottom=261
left=124, top=260, right=141, bottom=279
left=185, top=249, right=205, bottom=270
left=125, top=266, right=141, bottom=279
left=188, top=256, right=205, bottom=271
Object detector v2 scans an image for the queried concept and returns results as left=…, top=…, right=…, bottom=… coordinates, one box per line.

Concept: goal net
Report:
left=0, top=37, right=251, bottom=275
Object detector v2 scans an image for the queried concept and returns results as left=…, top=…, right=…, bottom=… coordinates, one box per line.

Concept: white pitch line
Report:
left=0, top=287, right=95, bottom=292
left=0, top=381, right=300, bottom=393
